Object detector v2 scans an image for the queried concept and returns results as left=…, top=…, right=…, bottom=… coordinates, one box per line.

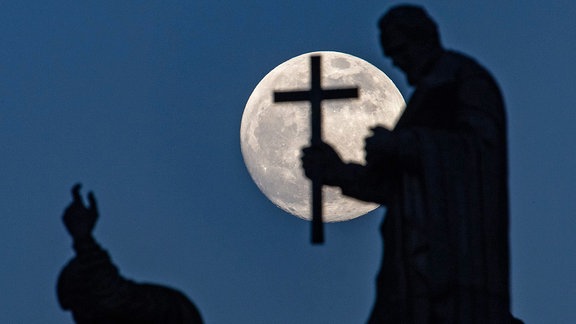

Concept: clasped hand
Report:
left=62, top=184, right=99, bottom=241
left=300, top=142, right=345, bottom=186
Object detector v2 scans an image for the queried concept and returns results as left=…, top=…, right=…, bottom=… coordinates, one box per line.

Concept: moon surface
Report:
left=241, top=51, right=405, bottom=222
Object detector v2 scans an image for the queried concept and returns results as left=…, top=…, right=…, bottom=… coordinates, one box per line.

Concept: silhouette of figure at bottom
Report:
left=57, top=184, right=203, bottom=324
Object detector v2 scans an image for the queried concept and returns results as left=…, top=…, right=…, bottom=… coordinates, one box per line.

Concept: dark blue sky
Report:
left=0, top=1, right=574, bottom=323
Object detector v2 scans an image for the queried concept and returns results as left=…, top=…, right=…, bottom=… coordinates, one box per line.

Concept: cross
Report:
left=273, top=54, right=359, bottom=244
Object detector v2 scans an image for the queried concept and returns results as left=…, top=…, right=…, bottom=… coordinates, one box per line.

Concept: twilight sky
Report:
left=0, top=1, right=574, bottom=323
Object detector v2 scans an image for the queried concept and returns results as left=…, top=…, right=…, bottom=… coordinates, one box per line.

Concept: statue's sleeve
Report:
left=56, top=236, right=135, bottom=317
left=333, top=162, right=394, bottom=205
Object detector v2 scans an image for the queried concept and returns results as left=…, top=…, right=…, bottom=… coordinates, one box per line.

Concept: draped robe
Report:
left=335, top=51, right=518, bottom=323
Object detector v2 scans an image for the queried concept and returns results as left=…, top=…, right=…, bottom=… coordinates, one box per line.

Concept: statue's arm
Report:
left=57, top=235, right=128, bottom=306
left=372, top=72, right=505, bottom=175
left=57, top=185, right=141, bottom=319
left=301, top=143, right=393, bottom=205
left=334, top=162, right=393, bottom=205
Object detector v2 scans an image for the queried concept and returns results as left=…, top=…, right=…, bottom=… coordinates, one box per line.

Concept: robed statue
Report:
left=302, top=5, right=522, bottom=323
left=57, top=184, right=203, bottom=323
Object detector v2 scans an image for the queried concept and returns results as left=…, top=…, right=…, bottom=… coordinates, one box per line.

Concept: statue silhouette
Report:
left=57, top=184, right=203, bottom=324
left=302, top=5, right=522, bottom=323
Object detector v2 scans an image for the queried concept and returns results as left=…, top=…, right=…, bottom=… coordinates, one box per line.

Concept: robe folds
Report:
left=57, top=237, right=203, bottom=324
left=338, top=51, right=518, bottom=323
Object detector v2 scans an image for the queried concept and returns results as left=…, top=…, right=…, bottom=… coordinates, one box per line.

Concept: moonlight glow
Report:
left=241, top=51, right=404, bottom=222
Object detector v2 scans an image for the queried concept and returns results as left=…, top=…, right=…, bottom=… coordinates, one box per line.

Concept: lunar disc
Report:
left=240, top=51, right=404, bottom=222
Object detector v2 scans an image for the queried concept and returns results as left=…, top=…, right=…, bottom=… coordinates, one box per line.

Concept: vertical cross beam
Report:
left=273, top=55, right=358, bottom=244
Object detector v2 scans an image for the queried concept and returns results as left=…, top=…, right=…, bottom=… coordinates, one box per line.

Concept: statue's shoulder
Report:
left=422, top=51, right=498, bottom=93
left=445, top=50, right=496, bottom=81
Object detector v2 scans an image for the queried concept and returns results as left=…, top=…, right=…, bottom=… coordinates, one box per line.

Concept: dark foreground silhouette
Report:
left=57, top=184, right=203, bottom=324
left=302, top=5, right=522, bottom=323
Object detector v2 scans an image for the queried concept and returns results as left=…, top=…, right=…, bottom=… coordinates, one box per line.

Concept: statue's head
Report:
left=378, top=5, right=443, bottom=85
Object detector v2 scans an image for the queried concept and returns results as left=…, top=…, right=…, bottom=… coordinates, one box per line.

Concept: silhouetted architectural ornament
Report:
left=302, top=4, right=522, bottom=323
left=57, top=184, right=203, bottom=324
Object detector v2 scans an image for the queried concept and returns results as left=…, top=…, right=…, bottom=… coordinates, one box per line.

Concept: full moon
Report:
left=241, top=51, right=404, bottom=222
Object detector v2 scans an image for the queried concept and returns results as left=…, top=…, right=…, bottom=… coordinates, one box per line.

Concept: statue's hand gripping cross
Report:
left=274, top=55, right=359, bottom=244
